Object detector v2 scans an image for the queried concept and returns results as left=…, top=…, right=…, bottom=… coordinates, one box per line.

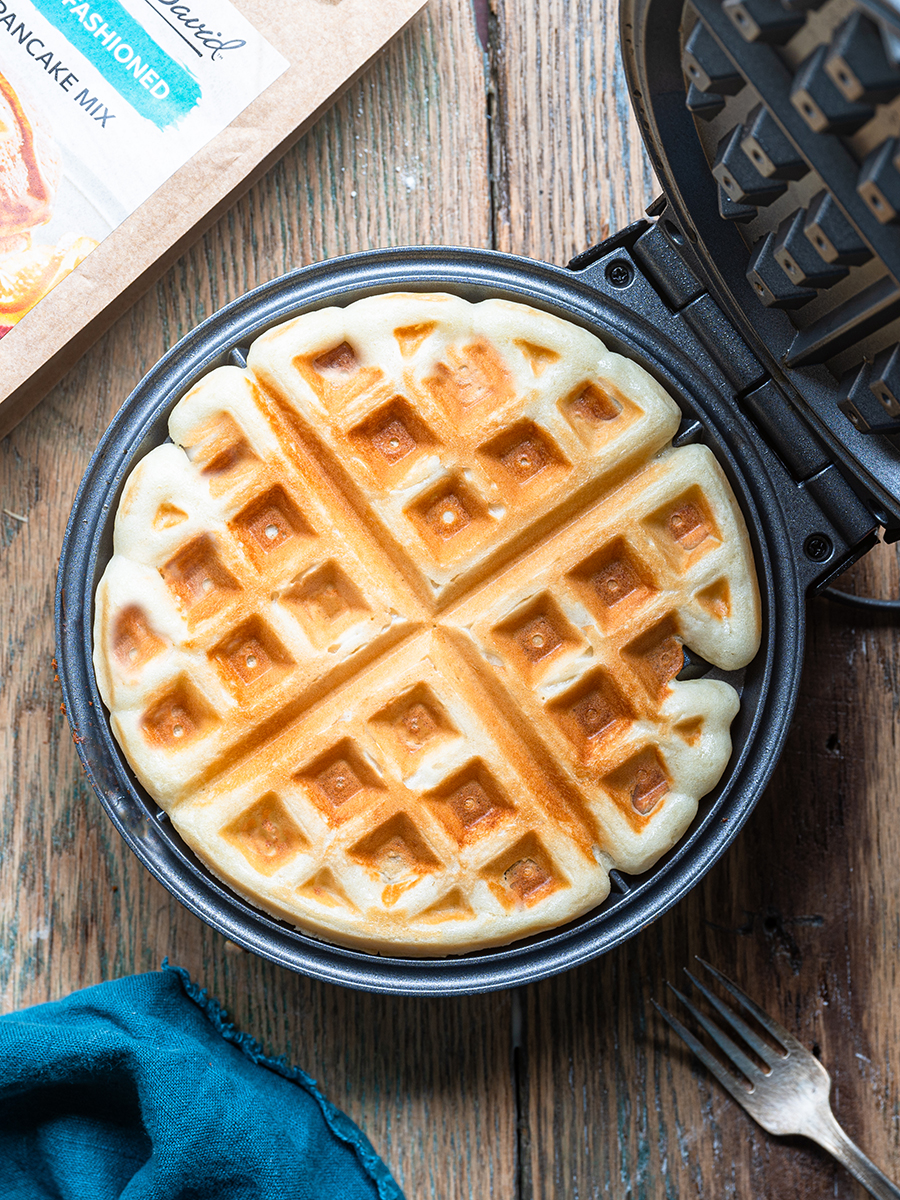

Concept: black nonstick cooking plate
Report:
left=56, top=244, right=865, bottom=994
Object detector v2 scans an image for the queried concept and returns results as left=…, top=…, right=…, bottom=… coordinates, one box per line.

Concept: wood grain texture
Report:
left=490, top=0, right=656, bottom=262
left=2, top=0, right=900, bottom=1197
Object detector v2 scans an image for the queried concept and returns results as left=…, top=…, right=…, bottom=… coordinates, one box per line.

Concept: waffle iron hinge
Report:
left=569, top=218, right=880, bottom=593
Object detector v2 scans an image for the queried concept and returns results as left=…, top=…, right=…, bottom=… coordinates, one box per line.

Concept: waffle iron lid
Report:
left=620, top=0, right=900, bottom=534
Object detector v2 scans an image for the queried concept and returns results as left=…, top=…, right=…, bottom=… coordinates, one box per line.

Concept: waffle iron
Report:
left=56, top=0, right=900, bottom=994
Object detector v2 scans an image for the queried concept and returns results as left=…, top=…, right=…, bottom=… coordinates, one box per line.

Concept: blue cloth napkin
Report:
left=0, top=963, right=404, bottom=1200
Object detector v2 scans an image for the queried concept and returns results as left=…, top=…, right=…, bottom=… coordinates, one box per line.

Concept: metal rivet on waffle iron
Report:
left=712, top=126, right=786, bottom=206
left=605, top=260, right=634, bottom=287
left=723, top=0, right=804, bottom=45
left=804, top=534, right=833, bottom=562
left=740, top=105, right=808, bottom=181
left=747, top=232, right=816, bottom=309
left=825, top=13, right=900, bottom=104
left=682, top=22, right=744, bottom=95
left=803, top=191, right=872, bottom=266
left=791, top=46, right=874, bottom=134
left=858, top=139, right=900, bottom=224
left=868, top=346, right=900, bottom=419
left=772, top=209, right=847, bottom=289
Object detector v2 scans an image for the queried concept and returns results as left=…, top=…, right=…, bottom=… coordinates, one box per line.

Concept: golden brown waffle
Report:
left=94, top=293, right=760, bottom=954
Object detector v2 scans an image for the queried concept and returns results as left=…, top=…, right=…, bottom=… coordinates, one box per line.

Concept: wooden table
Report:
left=2, top=1, right=899, bottom=1195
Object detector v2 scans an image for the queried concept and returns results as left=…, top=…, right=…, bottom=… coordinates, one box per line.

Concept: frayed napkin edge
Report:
left=162, top=960, right=404, bottom=1200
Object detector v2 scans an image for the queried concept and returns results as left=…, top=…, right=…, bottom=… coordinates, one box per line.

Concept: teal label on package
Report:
left=30, top=0, right=201, bottom=128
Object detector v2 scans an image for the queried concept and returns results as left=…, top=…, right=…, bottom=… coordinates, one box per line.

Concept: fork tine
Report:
left=695, top=958, right=806, bottom=1055
left=683, top=969, right=781, bottom=1069
left=651, top=998, right=752, bottom=1106
left=666, top=982, right=765, bottom=1085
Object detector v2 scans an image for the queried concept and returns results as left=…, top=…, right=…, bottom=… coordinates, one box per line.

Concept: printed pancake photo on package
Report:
left=0, top=0, right=288, bottom=331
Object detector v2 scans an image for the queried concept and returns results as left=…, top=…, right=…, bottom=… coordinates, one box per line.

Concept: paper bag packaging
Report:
left=0, top=0, right=425, bottom=437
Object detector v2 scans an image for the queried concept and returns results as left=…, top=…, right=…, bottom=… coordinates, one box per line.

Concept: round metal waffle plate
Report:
left=56, top=246, right=802, bottom=994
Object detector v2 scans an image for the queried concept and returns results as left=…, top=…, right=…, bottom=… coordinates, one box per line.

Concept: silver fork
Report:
left=654, top=959, right=900, bottom=1200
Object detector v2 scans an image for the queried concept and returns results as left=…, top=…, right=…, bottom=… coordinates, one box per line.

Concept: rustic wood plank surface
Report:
left=2, top=0, right=899, bottom=1197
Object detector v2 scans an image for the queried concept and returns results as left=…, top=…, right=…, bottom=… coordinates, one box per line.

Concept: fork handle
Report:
left=806, top=1107, right=900, bottom=1200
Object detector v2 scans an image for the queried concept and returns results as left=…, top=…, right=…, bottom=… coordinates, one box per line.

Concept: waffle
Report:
left=93, top=293, right=761, bottom=954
